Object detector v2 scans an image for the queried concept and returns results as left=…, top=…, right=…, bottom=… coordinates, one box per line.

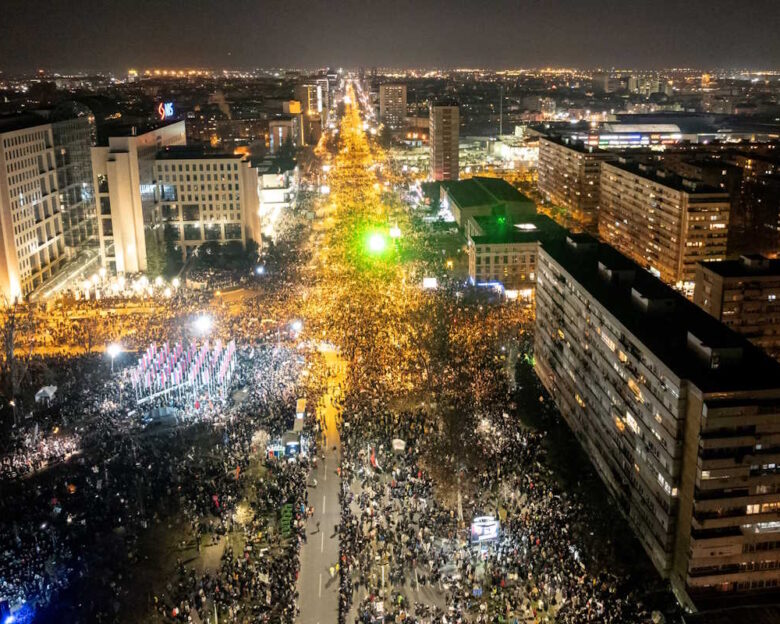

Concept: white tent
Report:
left=392, top=438, right=406, bottom=453
left=35, top=385, right=57, bottom=403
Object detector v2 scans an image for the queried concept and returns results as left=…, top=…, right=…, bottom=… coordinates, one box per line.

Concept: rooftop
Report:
left=442, top=177, right=534, bottom=209
left=601, top=123, right=682, bottom=134
left=255, top=154, right=297, bottom=174
left=97, top=119, right=184, bottom=146
left=470, top=213, right=564, bottom=246
left=156, top=146, right=242, bottom=161
left=0, top=113, right=49, bottom=134
left=699, top=255, right=780, bottom=278
left=605, top=159, right=727, bottom=195
left=540, top=134, right=615, bottom=155
left=540, top=234, right=780, bottom=394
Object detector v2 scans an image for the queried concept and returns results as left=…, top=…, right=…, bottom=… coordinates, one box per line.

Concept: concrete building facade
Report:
left=694, top=255, right=780, bottom=360
left=379, top=84, right=407, bottom=130
left=599, top=160, right=730, bottom=292
left=0, top=118, right=67, bottom=301
left=535, top=233, right=780, bottom=606
left=92, top=121, right=186, bottom=274
left=465, top=213, right=563, bottom=290
left=430, top=103, right=459, bottom=181
left=537, top=136, right=616, bottom=232
left=155, top=148, right=260, bottom=261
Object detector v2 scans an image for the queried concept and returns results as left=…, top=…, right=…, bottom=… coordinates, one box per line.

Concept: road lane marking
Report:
left=320, top=531, right=324, bottom=552
left=319, top=573, right=322, bottom=598
left=322, top=494, right=326, bottom=515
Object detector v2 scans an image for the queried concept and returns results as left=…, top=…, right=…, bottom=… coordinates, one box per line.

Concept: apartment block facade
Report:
left=534, top=234, right=780, bottom=605
left=694, top=255, right=780, bottom=360
left=379, top=84, right=407, bottom=130
left=599, top=161, right=730, bottom=292
left=537, top=136, right=616, bottom=232
left=430, top=103, right=459, bottom=181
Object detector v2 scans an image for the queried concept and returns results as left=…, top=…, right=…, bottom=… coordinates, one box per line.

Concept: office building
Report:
left=379, top=84, right=407, bottom=130
left=92, top=121, right=186, bottom=274
left=466, top=212, right=563, bottom=291
left=256, top=155, right=299, bottom=240
left=537, top=136, right=616, bottom=231
left=430, top=103, right=459, bottom=181
left=599, top=160, right=730, bottom=292
left=534, top=233, right=780, bottom=606
left=0, top=116, right=67, bottom=301
left=440, top=176, right=535, bottom=227
left=49, top=104, right=98, bottom=255
left=155, top=147, right=260, bottom=261
left=694, top=255, right=780, bottom=359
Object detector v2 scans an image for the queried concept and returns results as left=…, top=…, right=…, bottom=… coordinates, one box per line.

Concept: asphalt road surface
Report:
left=297, top=348, right=344, bottom=624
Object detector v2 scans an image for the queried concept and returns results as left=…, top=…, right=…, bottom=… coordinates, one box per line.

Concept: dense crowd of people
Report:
left=0, top=86, right=678, bottom=624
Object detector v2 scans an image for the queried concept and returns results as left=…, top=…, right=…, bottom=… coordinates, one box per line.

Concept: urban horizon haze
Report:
left=1, top=0, right=780, bottom=73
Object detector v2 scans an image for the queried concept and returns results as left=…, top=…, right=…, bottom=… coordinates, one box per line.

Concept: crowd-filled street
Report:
left=0, top=80, right=678, bottom=624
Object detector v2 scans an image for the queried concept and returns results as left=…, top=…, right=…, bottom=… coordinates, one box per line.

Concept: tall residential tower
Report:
left=430, top=103, right=459, bottom=181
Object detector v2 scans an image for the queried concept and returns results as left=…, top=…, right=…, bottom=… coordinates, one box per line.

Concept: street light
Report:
left=291, top=320, right=303, bottom=333
left=107, top=343, right=122, bottom=372
left=194, top=315, right=213, bottom=335
left=389, top=224, right=402, bottom=239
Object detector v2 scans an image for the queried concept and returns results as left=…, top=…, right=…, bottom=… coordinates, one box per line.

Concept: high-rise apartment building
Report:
left=316, top=77, right=330, bottom=122
left=379, top=84, right=407, bottom=130
left=155, top=147, right=260, bottom=261
left=294, top=83, right=324, bottom=146
left=92, top=121, right=186, bottom=274
left=0, top=117, right=68, bottom=301
left=727, top=151, right=780, bottom=257
left=294, top=83, right=323, bottom=118
left=430, top=103, right=459, bottom=181
left=537, top=136, right=616, bottom=232
left=534, top=233, right=780, bottom=606
left=694, top=254, right=780, bottom=360
left=599, top=160, right=730, bottom=291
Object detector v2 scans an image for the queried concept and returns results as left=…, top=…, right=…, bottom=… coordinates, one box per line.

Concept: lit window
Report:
left=626, top=412, right=640, bottom=435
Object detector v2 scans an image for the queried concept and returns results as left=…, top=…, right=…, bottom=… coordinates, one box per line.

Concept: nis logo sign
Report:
left=157, top=102, right=174, bottom=120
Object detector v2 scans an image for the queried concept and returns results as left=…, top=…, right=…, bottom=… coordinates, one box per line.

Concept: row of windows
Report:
left=158, top=162, right=239, bottom=173
left=2, top=129, right=50, bottom=150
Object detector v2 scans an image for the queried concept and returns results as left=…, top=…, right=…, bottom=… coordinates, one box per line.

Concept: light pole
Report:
left=194, top=314, right=213, bottom=336
left=107, top=343, right=122, bottom=372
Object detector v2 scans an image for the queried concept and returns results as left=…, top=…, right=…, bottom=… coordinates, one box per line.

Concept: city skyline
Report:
left=1, top=0, right=780, bottom=73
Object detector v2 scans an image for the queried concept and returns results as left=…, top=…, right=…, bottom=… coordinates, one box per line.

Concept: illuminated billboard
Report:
left=470, top=515, right=500, bottom=543
left=157, top=102, right=174, bottom=121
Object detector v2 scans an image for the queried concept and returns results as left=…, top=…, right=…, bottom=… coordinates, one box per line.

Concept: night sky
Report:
left=1, top=0, right=779, bottom=73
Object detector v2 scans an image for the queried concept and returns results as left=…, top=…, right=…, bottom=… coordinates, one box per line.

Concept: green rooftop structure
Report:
left=441, top=176, right=535, bottom=227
